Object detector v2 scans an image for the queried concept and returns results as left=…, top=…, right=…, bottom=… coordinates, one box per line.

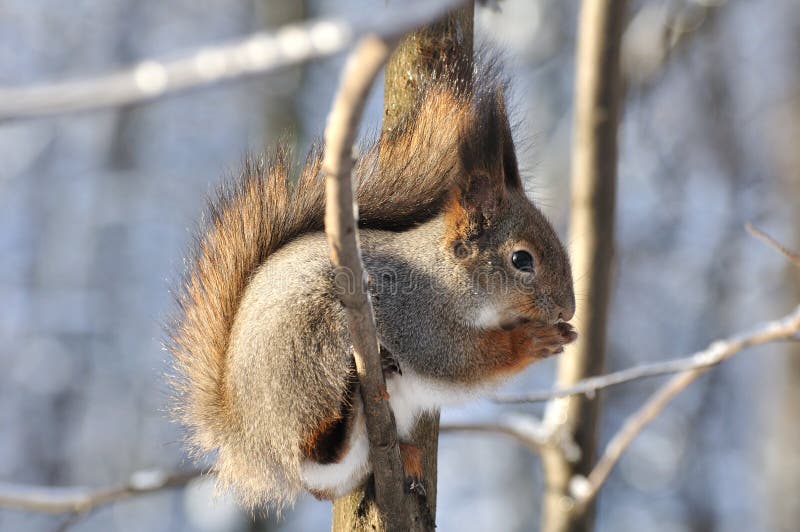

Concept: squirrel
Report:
left=168, top=60, right=576, bottom=510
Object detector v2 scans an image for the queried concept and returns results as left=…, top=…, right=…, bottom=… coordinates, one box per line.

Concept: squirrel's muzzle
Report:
left=551, top=290, right=575, bottom=323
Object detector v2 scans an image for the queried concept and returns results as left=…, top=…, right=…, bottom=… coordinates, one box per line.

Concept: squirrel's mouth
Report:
left=500, top=314, right=574, bottom=332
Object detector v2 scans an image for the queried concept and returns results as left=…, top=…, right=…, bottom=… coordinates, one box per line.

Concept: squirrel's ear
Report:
left=496, top=90, right=523, bottom=190
left=444, top=172, right=504, bottom=243
left=446, top=86, right=522, bottom=242
left=460, top=172, right=503, bottom=215
left=458, top=87, right=520, bottom=191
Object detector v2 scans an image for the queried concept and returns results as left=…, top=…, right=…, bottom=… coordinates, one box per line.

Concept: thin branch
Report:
left=55, top=510, right=90, bottom=532
left=322, top=35, right=409, bottom=531
left=0, top=416, right=556, bottom=520
left=0, top=0, right=464, bottom=121
left=441, top=415, right=582, bottom=462
left=494, top=341, right=794, bottom=404
left=0, top=469, right=203, bottom=514
left=746, top=222, right=800, bottom=267
left=441, top=415, right=551, bottom=452
left=568, top=304, right=800, bottom=508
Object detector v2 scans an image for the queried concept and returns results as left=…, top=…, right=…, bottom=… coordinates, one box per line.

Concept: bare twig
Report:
left=322, top=35, right=409, bottom=531
left=0, top=469, right=203, bottom=514
left=494, top=337, right=794, bottom=404
left=55, top=510, right=90, bottom=532
left=0, top=416, right=557, bottom=521
left=568, top=304, right=800, bottom=508
left=746, top=222, right=800, bottom=267
left=441, top=415, right=551, bottom=452
left=0, top=0, right=464, bottom=121
left=441, top=415, right=582, bottom=463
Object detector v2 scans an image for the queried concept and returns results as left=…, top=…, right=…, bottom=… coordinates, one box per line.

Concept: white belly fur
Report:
left=300, top=369, right=487, bottom=496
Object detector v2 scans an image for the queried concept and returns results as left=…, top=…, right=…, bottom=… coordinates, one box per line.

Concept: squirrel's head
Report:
left=442, top=89, right=575, bottom=329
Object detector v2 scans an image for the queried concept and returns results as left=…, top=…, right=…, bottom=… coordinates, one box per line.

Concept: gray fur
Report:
left=224, top=186, right=575, bottom=503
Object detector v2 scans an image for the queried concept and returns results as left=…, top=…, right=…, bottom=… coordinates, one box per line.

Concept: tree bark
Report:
left=764, top=25, right=800, bottom=529
left=331, top=3, right=473, bottom=531
left=541, top=1, right=627, bottom=531
left=382, top=6, right=474, bottom=134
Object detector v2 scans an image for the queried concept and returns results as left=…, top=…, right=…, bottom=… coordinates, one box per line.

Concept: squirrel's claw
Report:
left=380, top=346, right=402, bottom=376
left=349, top=344, right=403, bottom=376
left=525, top=321, right=578, bottom=359
left=556, top=322, right=578, bottom=344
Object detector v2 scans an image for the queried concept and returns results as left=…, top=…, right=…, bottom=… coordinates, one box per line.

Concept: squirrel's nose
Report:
left=553, top=295, right=575, bottom=323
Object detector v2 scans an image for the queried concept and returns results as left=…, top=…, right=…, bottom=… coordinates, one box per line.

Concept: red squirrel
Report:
left=168, top=60, right=576, bottom=509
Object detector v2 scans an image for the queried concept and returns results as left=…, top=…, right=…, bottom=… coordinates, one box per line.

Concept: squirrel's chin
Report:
left=499, top=316, right=532, bottom=331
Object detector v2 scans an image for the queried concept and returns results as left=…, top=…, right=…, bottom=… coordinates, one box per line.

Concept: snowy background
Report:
left=1, top=0, right=798, bottom=531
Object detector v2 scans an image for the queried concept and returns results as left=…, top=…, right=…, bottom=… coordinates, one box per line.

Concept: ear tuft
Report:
left=495, top=89, right=523, bottom=190
left=457, top=85, right=522, bottom=197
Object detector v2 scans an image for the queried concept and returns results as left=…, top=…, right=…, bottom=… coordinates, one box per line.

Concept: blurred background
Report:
left=1, top=0, right=798, bottom=530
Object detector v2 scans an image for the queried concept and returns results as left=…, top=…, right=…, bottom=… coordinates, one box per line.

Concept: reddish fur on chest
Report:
left=476, top=321, right=577, bottom=377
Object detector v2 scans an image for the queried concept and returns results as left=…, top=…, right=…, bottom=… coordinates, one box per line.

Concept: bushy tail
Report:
left=168, top=147, right=322, bottom=457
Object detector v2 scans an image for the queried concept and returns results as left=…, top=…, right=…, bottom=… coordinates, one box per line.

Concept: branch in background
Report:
left=622, top=0, right=726, bottom=89
left=569, top=304, right=800, bottom=508
left=439, top=418, right=548, bottom=452
left=0, top=469, right=202, bottom=514
left=0, top=416, right=554, bottom=519
left=0, top=0, right=464, bottom=121
left=746, top=222, right=800, bottom=268
left=441, top=415, right=581, bottom=461
left=541, top=0, right=627, bottom=531
left=322, top=36, right=410, bottom=531
left=55, top=511, right=86, bottom=532
left=441, top=417, right=550, bottom=452
left=494, top=337, right=796, bottom=404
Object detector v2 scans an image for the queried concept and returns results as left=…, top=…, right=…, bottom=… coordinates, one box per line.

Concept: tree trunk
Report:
left=382, top=7, right=473, bottom=134
left=330, top=4, right=473, bottom=531
left=764, top=25, right=800, bottom=530
left=541, top=1, right=627, bottom=531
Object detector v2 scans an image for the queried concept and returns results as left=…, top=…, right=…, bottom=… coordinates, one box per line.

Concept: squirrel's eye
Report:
left=511, top=250, right=535, bottom=273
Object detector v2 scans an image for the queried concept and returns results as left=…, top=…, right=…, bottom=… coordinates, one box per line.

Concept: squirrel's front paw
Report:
left=529, top=322, right=577, bottom=358
left=555, top=322, right=578, bottom=344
